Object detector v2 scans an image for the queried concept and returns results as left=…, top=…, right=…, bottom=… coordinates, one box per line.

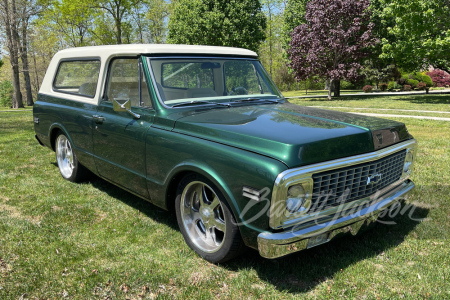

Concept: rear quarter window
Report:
left=53, top=60, right=101, bottom=97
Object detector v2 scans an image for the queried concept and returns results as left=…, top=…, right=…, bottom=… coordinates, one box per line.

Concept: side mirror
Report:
left=112, top=98, right=140, bottom=119
left=113, top=98, right=131, bottom=111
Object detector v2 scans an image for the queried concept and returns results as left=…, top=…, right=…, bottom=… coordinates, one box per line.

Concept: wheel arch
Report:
left=164, top=162, right=241, bottom=221
left=48, top=123, right=72, bottom=152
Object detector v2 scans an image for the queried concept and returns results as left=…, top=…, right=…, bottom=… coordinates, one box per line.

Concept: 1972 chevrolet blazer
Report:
left=33, top=44, right=417, bottom=263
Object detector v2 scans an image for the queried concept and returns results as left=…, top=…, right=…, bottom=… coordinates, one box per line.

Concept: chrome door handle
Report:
left=92, top=115, right=105, bottom=123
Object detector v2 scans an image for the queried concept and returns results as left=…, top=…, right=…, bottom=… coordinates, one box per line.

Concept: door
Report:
left=93, top=57, right=155, bottom=198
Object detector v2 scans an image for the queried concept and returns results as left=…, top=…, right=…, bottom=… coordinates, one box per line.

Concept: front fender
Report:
left=145, top=128, right=288, bottom=249
left=163, top=161, right=241, bottom=219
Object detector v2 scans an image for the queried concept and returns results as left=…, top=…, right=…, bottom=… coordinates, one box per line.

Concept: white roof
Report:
left=39, top=44, right=258, bottom=105
left=55, top=44, right=258, bottom=58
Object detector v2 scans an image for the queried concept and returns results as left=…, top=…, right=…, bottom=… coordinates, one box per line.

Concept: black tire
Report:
left=55, top=133, right=87, bottom=182
left=175, top=173, right=246, bottom=263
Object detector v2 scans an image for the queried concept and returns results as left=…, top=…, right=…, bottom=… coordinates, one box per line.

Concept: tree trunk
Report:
left=21, top=16, right=34, bottom=106
left=333, top=79, right=341, bottom=97
left=115, top=5, right=122, bottom=44
left=2, top=0, right=24, bottom=108
left=268, top=6, right=272, bottom=76
left=328, top=79, right=333, bottom=100
left=325, top=79, right=330, bottom=90
left=135, top=4, right=143, bottom=43
left=32, top=51, right=40, bottom=94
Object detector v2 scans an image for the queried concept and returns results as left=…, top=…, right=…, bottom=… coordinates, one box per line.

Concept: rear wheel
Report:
left=55, top=133, right=87, bottom=182
left=175, top=174, right=245, bottom=263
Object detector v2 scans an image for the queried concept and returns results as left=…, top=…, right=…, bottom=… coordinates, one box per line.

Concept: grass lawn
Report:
left=289, top=94, right=450, bottom=117
left=282, top=89, right=361, bottom=97
left=1, top=95, right=449, bottom=299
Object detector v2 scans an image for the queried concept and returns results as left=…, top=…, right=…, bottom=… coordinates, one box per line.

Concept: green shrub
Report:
left=363, top=85, right=373, bottom=93
left=421, top=74, right=433, bottom=87
left=387, top=81, right=396, bottom=90
left=410, top=72, right=421, bottom=81
left=340, top=80, right=355, bottom=89
left=406, top=79, right=419, bottom=88
left=411, top=72, right=433, bottom=87
left=0, top=80, right=13, bottom=108
left=398, top=75, right=409, bottom=85
left=379, top=83, right=388, bottom=91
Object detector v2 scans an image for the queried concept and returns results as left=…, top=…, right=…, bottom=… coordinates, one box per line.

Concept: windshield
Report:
left=148, top=57, right=283, bottom=106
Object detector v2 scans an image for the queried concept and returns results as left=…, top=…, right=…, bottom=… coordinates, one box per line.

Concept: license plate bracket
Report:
left=307, top=233, right=329, bottom=248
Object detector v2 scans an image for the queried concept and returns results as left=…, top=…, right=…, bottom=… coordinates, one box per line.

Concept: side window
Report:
left=106, top=58, right=152, bottom=108
left=53, top=60, right=100, bottom=97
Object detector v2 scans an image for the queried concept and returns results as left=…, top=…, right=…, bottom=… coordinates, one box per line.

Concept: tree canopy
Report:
left=378, top=0, right=450, bottom=72
left=283, top=0, right=308, bottom=44
left=288, top=0, right=377, bottom=99
left=3, top=0, right=450, bottom=108
left=167, top=0, right=266, bottom=52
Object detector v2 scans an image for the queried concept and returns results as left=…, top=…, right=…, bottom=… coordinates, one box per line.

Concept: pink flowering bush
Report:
left=363, top=85, right=373, bottom=93
left=426, top=69, right=450, bottom=87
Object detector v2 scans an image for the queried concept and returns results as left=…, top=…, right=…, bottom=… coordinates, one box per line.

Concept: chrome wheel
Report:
left=180, top=181, right=226, bottom=253
left=56, top=134, right=74, bottom=179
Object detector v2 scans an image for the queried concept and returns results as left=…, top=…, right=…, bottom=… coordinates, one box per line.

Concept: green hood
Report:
left=172, top=103, right=410, bottom=168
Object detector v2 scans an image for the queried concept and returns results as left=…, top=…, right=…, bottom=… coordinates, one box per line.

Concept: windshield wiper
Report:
left=171, top=100, right=230, bottom=108
left=232, top=97, right=279, bottom=103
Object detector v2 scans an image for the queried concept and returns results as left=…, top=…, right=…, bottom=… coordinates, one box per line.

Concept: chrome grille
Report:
left=310, top=150, right=406, bottom=213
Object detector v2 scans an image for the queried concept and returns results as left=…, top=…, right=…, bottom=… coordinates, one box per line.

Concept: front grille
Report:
left=310, top=150, right=406, bottom=213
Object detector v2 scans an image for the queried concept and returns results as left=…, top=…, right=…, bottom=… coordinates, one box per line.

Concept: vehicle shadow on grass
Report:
left=77, top=172, right=429, bottom=294
left=86, top=175, right=179, bottom=231
left=222, top=204, right=429, bottom=294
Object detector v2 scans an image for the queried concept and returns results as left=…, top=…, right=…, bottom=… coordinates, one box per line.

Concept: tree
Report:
left=288, top=0, right=377, bottom=99
left=39, top=0, right=95, bottom=47
left=28, top=23, right=61, bottom=94
left=96, top=0, right=137, bottom=44
left=17, top=0, right=43, bottom=106
left=361, top=0, right=397, bottom=89
left=0, top=80, right=13, bottom=107
left=141, top=0, right=170, bottom=43
left=363, top=63, right=401, bottom=89
left=283, top=0, right=308, bottom=45
left=1, top=0, right=24, bottom=108
left=378, top=0, right=450, bottom=72
left=272, top=65, right=296, bottom=91
left=259, top=0, right=284, bottom=76
left=167, top=0, right=266, bottom=53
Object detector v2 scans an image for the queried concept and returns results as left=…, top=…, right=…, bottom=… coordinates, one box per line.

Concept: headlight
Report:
left=285, top=183, right=311, bottom=215
left=404, top=149, right=414, bottom=173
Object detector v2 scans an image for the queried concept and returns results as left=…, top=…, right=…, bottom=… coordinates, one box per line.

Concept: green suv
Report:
left=33, top=44, right=417, bottom=263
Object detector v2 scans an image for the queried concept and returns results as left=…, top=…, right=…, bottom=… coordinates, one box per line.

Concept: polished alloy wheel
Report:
left=180, top=181, right=226, bottom=253
left=56, top=135, right=75, bottom=179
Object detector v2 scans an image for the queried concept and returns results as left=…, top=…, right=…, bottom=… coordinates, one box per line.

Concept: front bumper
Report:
left=258, top=180, right=415, bottom=259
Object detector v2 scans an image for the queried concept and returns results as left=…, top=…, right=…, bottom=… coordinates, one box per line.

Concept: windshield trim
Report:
left=146, top=56, right=282, bottom=110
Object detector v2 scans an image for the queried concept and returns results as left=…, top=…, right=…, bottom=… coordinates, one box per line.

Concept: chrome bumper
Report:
left=258, top=180, right=415, bottom=259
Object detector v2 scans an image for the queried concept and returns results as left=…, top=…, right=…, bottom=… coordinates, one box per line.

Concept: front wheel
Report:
left=175, top=174, right=245, bottom=263
left=55, top=133, right=87, bottom=182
